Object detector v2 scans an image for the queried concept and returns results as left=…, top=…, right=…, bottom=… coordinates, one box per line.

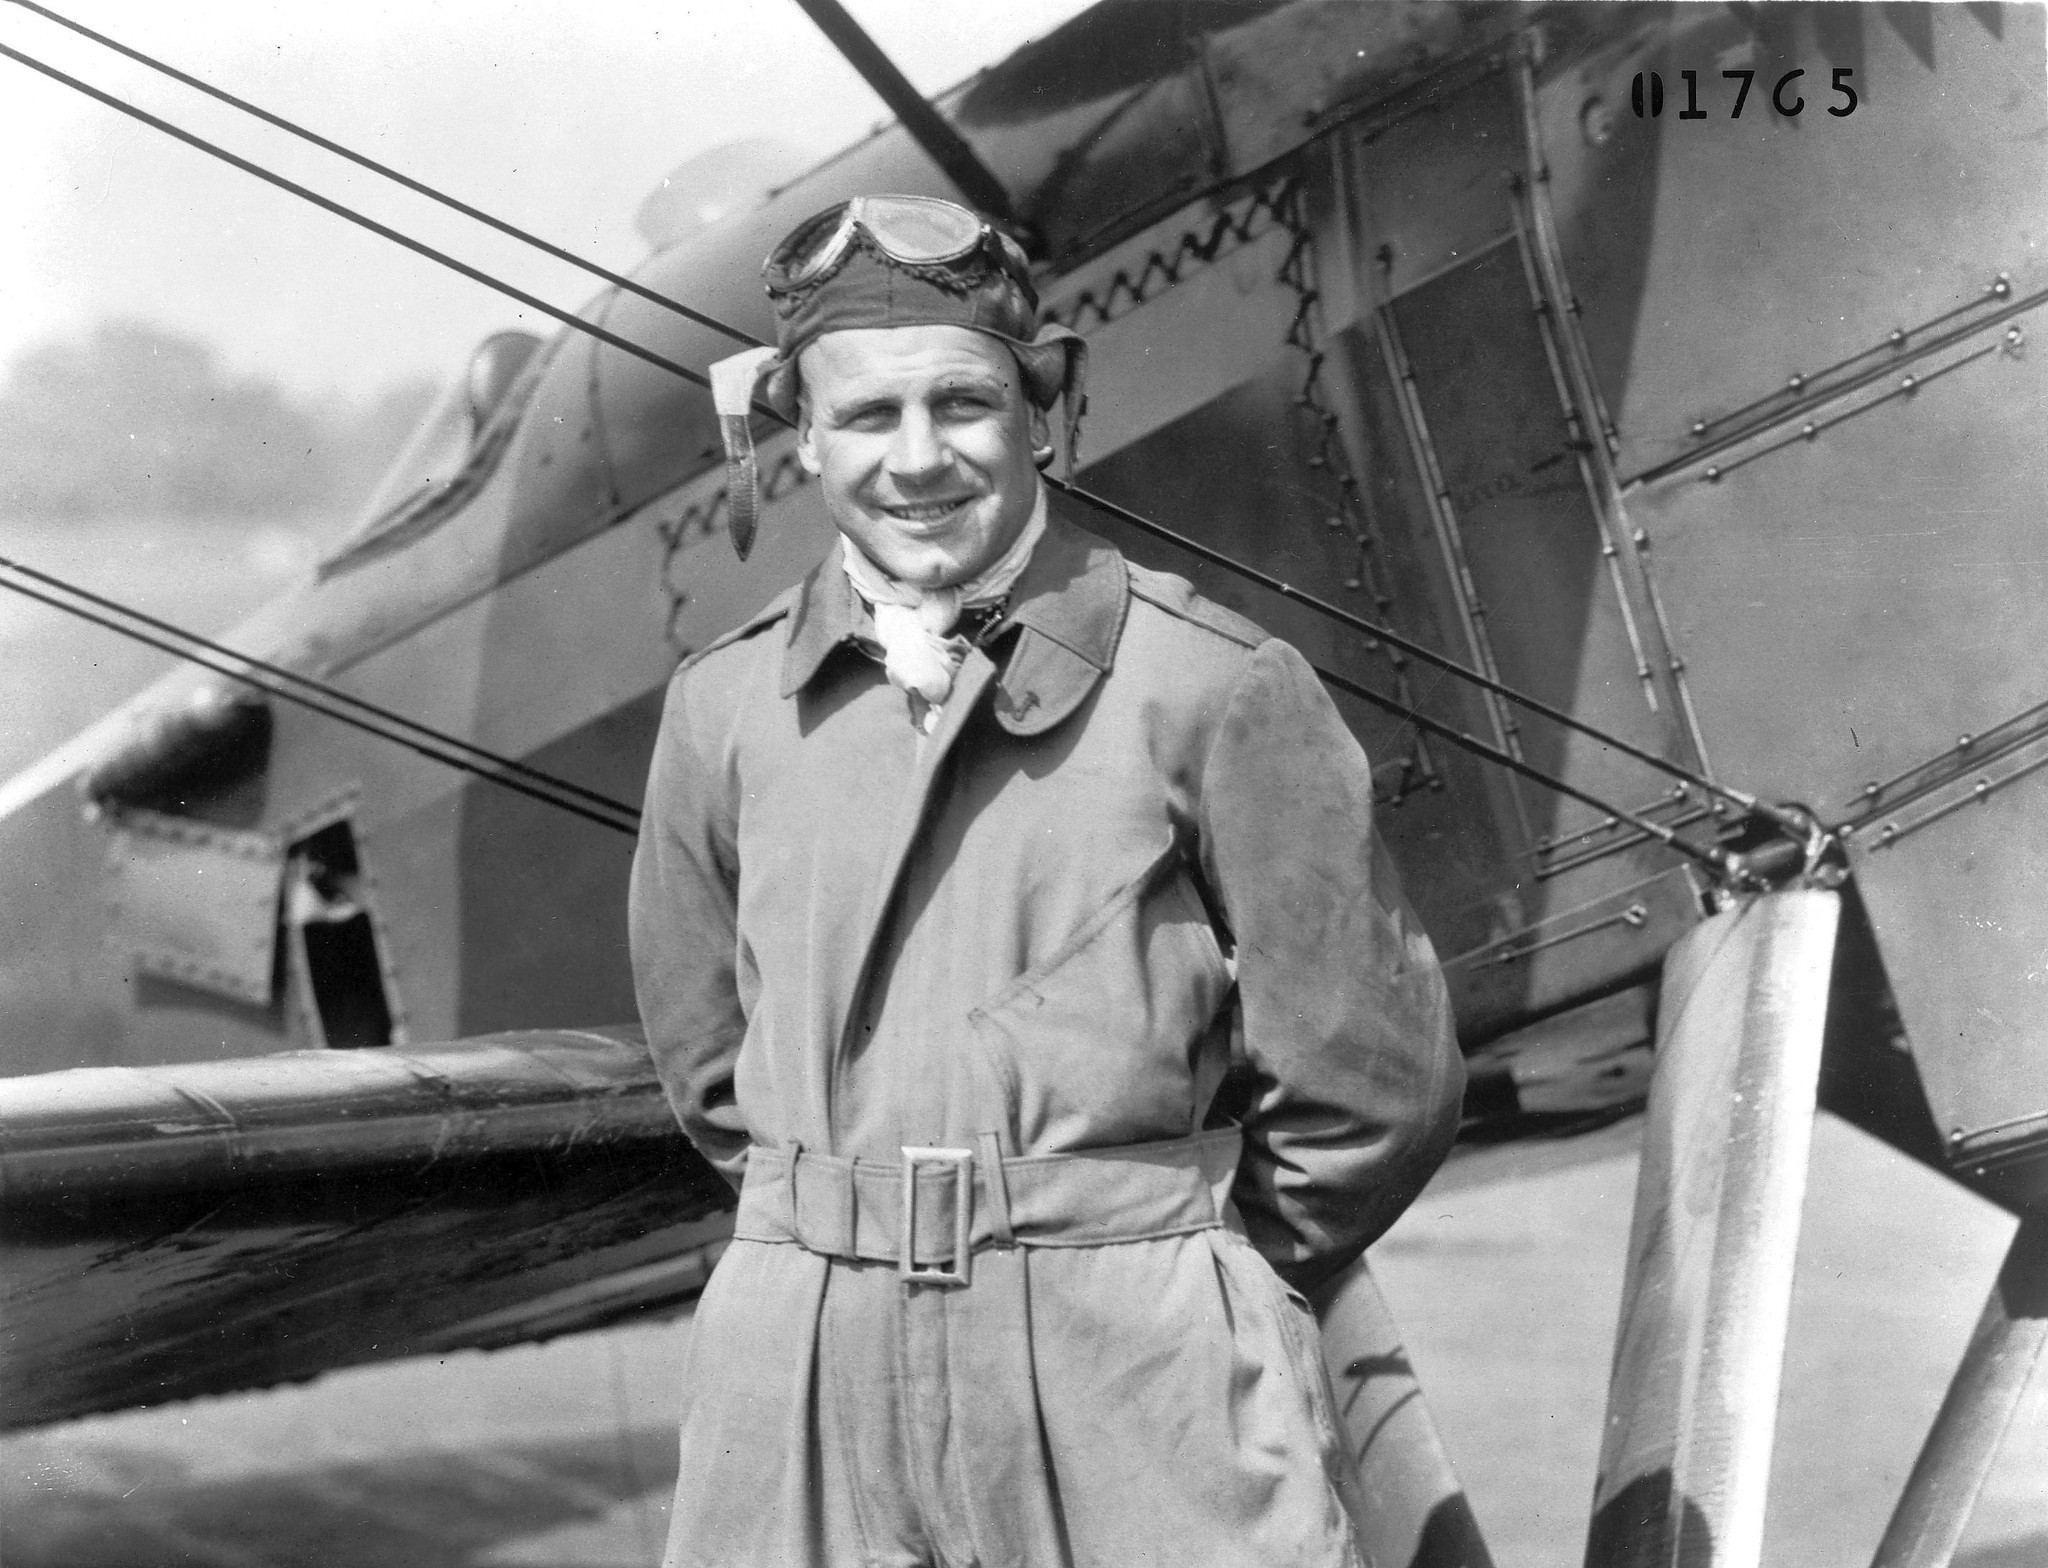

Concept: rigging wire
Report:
left=1044, top=476, right=1801, bottom=837
left=3, top=0, right=759, bottom=348
left=2, top=547, right=1730, bottom=874
left=0, top=41, right=723, bottom=402
left=0, top=25, right=1735, bottom=812
left=0, top=554, right=637, bottom=821
left=1041, top=482, right=1735, bottom=875
left=0, top=566, right=642, bottom=838
left=0, top=28, right=1771, bottom=871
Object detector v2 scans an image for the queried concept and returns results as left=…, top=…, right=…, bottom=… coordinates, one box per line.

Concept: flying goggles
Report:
left=765, top=195, right=1033, bottom=297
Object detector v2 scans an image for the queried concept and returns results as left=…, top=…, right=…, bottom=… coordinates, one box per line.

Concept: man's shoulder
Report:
left=1123, top=561, right=1271, bottom=653
left=674, top=583, right=800, bottom=679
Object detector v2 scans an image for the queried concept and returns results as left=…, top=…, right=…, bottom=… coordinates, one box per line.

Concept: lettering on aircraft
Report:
left=1632, top=67, right=1861, bottom=120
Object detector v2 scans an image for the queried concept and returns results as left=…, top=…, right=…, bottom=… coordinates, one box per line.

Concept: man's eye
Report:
left=937, top=394, right=995, bottom=418
left=841, top=407, right=894, bottom=431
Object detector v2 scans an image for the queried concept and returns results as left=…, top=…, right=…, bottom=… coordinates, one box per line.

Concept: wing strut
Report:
left=791, top=0, right=1017, bottom=225
left=1586, top=890, right=1841, bottom=1567
left=1870, top=1216, right=2048, bottom=1568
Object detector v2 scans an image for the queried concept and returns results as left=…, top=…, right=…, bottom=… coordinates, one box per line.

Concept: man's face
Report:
left=795, top=324, right=1048, bottom=590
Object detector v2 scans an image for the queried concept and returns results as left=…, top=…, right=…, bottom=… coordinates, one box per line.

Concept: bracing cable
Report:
left=1, top=548, right=1729, bottom=873
left=0, top=29, right=1765, bottom=871
left=4, top=0, right=759, bottom=347
left=0, top=563, right=642, bottom=837
left=1044, top=476, right=1805, bottom=841
left=0, top=554, right=637, bottom=822
left=1040, top=482, right=1736, bottom=874
left=0, top=41, right=723, bottom=401
left=0, top=26, right=1741, bottom=813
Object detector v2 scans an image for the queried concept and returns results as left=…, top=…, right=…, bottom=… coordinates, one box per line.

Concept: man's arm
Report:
left=629, top=669, right=751, bottom=1190
left=1197, top=637, right=1464, bottom=1294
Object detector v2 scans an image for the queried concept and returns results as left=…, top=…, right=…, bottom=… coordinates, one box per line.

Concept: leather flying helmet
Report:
left=709, top=194, right=1086, bottom=559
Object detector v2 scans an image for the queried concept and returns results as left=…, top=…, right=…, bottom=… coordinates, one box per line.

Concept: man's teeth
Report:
left=887, top=500, right=969, bottom=520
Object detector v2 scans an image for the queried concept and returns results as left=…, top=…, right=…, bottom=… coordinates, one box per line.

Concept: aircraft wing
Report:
left=0, top=1028, right=733, bottom=1431
left=1, top=1017, right=1652, bottom=1431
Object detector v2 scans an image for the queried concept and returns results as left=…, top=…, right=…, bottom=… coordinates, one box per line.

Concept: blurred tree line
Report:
left=0, top=320, right=435, bottom=522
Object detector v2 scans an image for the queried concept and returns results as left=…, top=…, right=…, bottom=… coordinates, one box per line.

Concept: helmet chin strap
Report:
left=709, top=345, right=780, bottom=561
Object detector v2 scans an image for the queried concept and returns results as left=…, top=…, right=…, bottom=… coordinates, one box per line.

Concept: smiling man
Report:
left=630, top=195, right=1463, bottom=1568
left=799, top=325, right=1042, bottom=585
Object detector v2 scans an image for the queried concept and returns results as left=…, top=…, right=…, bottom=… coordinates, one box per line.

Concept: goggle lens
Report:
left=850, top=195, right=984, bottom=262
left=768, top=195, right=1000, bottom=291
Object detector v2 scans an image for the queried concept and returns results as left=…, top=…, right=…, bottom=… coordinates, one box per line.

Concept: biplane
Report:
left=2, top=3, right=2044, bottom=1564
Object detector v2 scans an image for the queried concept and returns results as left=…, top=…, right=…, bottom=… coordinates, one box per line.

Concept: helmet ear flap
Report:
left=1013, top=326, right=1088, bottom=477
left=1010, top=338, right=1070, bottom=410
left=760, top=356, right=802, bottom=424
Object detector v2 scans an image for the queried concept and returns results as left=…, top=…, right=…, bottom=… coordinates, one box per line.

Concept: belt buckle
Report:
left=899, top=1146, right=973, bottom=1286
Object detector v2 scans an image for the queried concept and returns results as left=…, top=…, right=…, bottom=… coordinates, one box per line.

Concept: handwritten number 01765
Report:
left=1631, top=68, right=1859, bottom=118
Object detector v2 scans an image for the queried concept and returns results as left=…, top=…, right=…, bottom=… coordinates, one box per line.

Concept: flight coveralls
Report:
left=629, top=501, right=1463, bottom=1568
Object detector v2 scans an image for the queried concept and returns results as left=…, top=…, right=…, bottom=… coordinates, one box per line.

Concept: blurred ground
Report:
left=4, top=1114, right=2042, bottom=1567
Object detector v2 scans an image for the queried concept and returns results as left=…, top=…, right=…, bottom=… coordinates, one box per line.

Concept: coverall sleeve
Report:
left=1197, top=637, right=1464, bottom=1294
left=629, top=667, right=751, bottom=1190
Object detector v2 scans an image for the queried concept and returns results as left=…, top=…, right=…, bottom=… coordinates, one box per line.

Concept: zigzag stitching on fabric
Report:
left=654, top=450, right=812, bottom=655
left=1044, top=175, right=1297, bottom=336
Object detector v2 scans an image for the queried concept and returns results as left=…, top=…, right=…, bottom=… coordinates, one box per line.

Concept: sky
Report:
left=0, top=0, right=1096, bottom=401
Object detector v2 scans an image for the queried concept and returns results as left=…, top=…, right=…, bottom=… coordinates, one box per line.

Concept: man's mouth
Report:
left=879, top=497, right=977, bottom=524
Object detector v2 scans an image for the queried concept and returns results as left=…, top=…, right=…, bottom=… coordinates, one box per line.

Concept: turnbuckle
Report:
left=899, top=1145, right=974, bottom=1286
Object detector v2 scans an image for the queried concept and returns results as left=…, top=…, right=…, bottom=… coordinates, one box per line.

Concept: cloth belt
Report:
left=734, top=1127, right=1242, bottom=1284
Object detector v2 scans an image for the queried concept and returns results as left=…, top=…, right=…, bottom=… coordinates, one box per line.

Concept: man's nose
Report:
left=886, top=409, right=949, bottom=482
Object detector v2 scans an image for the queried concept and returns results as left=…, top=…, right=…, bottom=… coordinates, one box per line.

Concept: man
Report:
left=630, top=194, right=1462, bottom=1568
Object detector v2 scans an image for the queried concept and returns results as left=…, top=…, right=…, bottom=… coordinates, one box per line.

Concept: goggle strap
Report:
left=788, top=207, right=860, bottom=289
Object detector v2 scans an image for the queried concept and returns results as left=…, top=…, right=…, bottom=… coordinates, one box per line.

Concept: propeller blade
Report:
left=1584, top=889, right=1842, bottom=1568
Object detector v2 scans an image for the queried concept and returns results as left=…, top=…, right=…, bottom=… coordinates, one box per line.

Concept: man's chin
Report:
left=843, top=531, right=975, bottom=590
left=894, top=554, right=974, bottom=592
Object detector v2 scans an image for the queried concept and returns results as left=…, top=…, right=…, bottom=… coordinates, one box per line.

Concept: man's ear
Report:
left=795, top=406, right=821, bottom=476
left=1026, top=401, right=1050, bottom=454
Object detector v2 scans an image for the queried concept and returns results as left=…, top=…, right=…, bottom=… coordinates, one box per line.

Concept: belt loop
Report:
left=845, top=1151, right=860, bottom=1256
left=976, top=1130, right=1015, bottom=1248
left=787, top=1141, right=804, bottom=1245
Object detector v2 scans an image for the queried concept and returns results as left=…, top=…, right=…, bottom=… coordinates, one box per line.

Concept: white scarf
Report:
left=841, top=486, right=1047, bottom=733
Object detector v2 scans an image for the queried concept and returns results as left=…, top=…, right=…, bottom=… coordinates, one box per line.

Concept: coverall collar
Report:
left=780, top=494, right=1128, bottom=735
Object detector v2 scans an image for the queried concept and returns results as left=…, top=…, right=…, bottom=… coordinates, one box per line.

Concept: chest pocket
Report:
left=967, top=839, right=1235, bottom=1153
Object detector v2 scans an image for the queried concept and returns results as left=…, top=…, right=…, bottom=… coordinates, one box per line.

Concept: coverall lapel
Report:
left=827, top=648, right=998, bottom=1140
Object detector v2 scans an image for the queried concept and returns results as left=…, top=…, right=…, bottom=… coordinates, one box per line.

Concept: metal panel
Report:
left=1388, top=239, right=1672, bottom=851
left=1625, top=281, right=2048, bottom=1152
left=1566, top=5, right=2048, bottom=1155
left=1345, top=58, right=1522, bottom=304
left=99, top=806, right=284, bottom=1006
left=1552, top=5, right=2048, bottom=484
